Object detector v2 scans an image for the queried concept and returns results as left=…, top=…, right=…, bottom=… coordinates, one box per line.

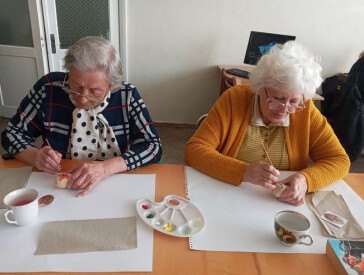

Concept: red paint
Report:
left=142, top=205, right=149, bottom=209
left=12, top=199, right=33, bottom=206
left=59, top=173, right=70, bottom=181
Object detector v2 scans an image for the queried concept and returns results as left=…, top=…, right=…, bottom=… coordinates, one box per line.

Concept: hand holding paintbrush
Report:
left=260, top=139, right=288, bottom=197
left=14, top=138, right=62, bottom=174
left=260, top=139, right=274, bottom=167
left=241, top=143, right=280, bottom=190
left=44, top=138, right=62, bottom=173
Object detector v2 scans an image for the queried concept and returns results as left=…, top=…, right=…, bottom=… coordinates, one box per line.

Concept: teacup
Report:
left=274, top=210, right=313, bottom=246
left=3, top=188, right=39, bottom=226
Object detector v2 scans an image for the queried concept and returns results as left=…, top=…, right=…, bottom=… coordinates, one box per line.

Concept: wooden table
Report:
left=1, top=158, right=363, bottom=275
left=218, top=65, right=325, bottom=101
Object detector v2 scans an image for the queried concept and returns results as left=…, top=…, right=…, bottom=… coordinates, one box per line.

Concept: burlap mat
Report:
left=0, top=166, right=33, bottom=209
left=35, top=216, right=137, bottom=255
left=306, top=191, right=364, bottom=239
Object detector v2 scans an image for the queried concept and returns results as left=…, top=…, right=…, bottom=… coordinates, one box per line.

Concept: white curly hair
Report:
left=249, top=41, right=323, bottom=100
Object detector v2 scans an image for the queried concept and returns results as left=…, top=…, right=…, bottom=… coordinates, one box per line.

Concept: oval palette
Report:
left=136, top=195, right=204, bottom=237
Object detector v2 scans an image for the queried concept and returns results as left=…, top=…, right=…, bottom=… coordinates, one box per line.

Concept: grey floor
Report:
left=0, top=116, right=363, bottom=172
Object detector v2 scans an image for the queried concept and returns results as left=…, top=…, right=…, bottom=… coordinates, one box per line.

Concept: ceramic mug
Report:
left=3, top=188, right=39, bottom=226
left=274, top=210, right=313, bottom=246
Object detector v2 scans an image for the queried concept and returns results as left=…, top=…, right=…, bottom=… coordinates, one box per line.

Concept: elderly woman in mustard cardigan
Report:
left=185, top=41, right=350, bottom=206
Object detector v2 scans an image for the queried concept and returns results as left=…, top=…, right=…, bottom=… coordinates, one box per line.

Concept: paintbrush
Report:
left=260, top=139, right=274, bottom=167
left=46, top=138, right=61, bottom=171
left=45, top=138, right=52, bottom=149
left=260, top=139, right=285, bottom=194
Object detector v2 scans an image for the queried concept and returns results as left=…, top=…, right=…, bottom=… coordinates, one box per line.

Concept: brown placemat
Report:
left=0, top=166, right=33, bottom=209
left=306, top=191, right=364, bottom=239
left=35, top=217, right=137, bottom=255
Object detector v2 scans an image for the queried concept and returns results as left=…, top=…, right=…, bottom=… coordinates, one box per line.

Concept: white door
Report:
left=0, top=0, right=48, bottom=118
left=42, top=0, right=120, bottom=72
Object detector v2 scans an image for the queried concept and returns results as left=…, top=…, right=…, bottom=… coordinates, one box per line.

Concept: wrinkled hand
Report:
left=66, top=161, right=109, bottom=197
left=242, top=162, right=280, bottom=190
left=278, top=173, right=308, bottom=206
left=33, top=146, right=61, bottom=174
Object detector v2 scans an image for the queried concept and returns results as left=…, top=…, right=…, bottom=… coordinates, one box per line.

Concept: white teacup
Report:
left=3, top=188, right=39, bottom=226
left=274, top=210, right=313, bottom=246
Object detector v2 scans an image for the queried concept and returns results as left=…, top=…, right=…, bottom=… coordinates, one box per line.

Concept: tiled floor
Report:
left=0, top=116, right=363, bottom=172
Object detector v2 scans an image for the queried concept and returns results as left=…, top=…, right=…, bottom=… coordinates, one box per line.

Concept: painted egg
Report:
left=54, top=173, right=70, bottom=189
left=272, top=183, right=288, bottom=198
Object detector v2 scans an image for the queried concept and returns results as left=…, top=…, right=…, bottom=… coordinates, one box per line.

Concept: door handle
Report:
left=50, top=34, right=56, bottom=54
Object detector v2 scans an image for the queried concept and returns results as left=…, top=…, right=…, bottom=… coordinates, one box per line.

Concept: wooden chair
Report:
left=220, top=68, right=238, bottom=95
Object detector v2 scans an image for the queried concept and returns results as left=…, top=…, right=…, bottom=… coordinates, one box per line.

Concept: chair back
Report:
left=220, top=68, right=238, bottom=95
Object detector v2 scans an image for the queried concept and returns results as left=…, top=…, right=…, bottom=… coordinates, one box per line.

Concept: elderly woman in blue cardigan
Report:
left=1, top=36, right=162, bottom=196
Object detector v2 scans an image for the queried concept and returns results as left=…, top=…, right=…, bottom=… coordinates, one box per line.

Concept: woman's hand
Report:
left=27, top=146, right=62, bottom=174
left=66, top=161, right=108, bottom=197
left=66, top=156, right=128, bottom=197
left=242, top=162, right=280, bottom=190
left=278, top=173, right=308, bottom=206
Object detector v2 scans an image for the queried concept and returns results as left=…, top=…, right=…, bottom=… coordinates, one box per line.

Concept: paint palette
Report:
left=136, top=195, right=205, bottom=237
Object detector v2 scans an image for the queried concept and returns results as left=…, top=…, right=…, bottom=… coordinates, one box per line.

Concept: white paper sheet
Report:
left=186, top=167, right=364, bottom=254
left=0, top=172, right=155, bottom=272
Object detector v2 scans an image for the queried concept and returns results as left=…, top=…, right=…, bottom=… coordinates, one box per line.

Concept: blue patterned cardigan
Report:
left=1, top=72, right=162, bottom=170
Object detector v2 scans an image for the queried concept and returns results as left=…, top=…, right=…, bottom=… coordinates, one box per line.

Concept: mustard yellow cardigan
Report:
left=185, top=85, right=350, bottom=192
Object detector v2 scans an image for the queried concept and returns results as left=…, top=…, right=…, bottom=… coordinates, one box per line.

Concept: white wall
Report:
left=127, top=0, right=364, bottom=124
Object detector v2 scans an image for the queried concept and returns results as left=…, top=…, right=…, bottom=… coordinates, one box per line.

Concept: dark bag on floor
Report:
left=321, top=74, right=347, bottom=122
left=322, top=76, right=364, bottom=162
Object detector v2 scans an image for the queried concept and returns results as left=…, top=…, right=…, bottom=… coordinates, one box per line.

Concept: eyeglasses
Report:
left=62, top=74, right=103, bottom=103
left=264, top=88, right=305, bottom=113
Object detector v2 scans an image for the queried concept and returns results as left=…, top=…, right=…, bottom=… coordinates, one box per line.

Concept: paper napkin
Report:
left=306, top=191, right=364, bottom=239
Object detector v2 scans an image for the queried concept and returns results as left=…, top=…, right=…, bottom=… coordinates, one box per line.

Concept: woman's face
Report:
left=259, top=88, right=303, bottom=125
left=68, top=67, right=110, bottom=109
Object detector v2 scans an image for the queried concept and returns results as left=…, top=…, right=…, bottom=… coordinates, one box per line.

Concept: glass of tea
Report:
left=3, top=188, right=39, bottom=226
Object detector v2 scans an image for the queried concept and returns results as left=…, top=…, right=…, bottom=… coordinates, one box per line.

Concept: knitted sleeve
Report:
left=185, top=90, right=247, bottom=185
left=298, top=101, right=350, bottom=192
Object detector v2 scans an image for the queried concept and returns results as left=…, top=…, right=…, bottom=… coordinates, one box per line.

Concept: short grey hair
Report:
left=249, top=41, right=322, bottom=100
left=63, top=36, right=123, bottom=88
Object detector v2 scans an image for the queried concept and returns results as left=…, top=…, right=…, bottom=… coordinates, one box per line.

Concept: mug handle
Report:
left=4, top=210, right=17, bottom=225
left=299, top=234, right=313, bottom=246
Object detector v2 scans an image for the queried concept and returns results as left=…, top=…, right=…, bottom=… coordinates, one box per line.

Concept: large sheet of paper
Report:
left=186, top=167, right=364, bottom=254
left=0, top=172, right=155, bottom=272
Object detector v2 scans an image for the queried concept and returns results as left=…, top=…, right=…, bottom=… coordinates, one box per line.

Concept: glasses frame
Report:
left=62, top=73, right=104, bottom=103
left=264, top=88, right=305, bottom=113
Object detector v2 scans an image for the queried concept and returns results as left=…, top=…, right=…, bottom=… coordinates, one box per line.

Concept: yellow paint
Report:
left=164, top=223, right=172, bottom=232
